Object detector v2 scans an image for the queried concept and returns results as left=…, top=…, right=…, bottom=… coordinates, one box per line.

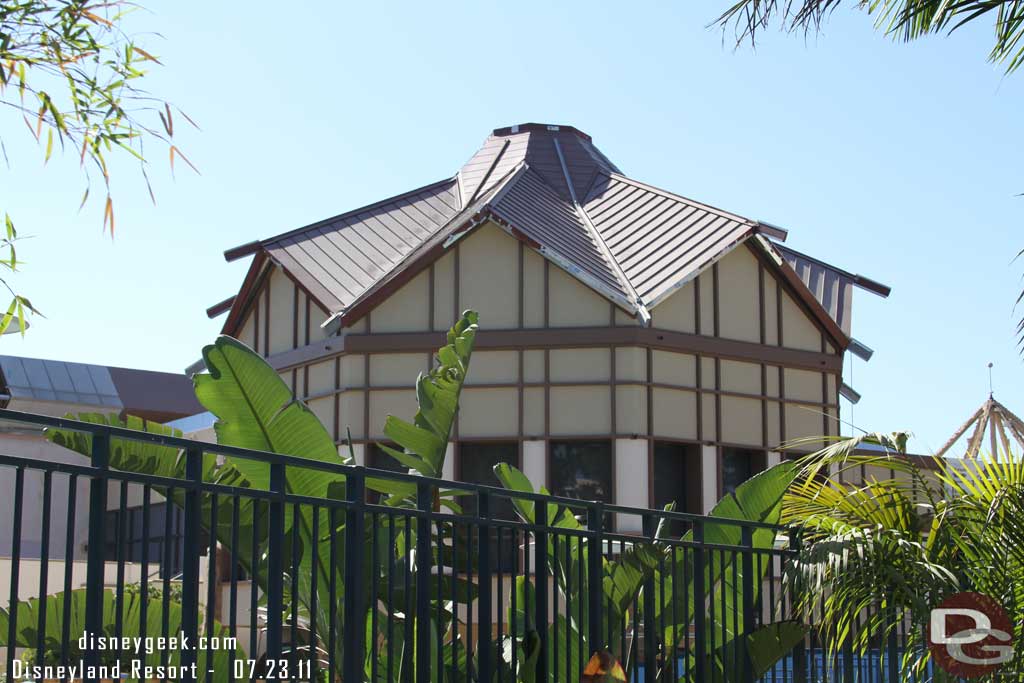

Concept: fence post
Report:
left=693, top=518, right=707, bottom=683
left=588, top=502, right=604, bottom=655
left=477, top=490, right=493, bottom=682
left=790, top=528, right=806, bottom=683
left=415, top=479, right=433, bottom=683
left=266, top=460, right=287, bottom=679
left=641, top=513, right=657, bottom=683
left=741, top=525, right=755, bottom=683
left=343, top=467, right=367, bottom=683
left=84, top=431, right=109, bottom=683
left=534, top=497, right=549, bottom=683
left=180, top=446, right=203, bottom=682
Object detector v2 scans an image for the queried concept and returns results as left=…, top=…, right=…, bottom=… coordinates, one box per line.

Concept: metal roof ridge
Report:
left=223, top=176, right=459, bottom=261
left=551, top=138, right=645, bottom=321
left=605, top=172, right=756, bottom=228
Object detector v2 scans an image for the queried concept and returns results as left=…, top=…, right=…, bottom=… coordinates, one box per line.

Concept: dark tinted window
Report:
left=721, top=448, right=766, bottom=496
left=366, top=443, right=410, bottom=503
left=457, top=441, right=518, bottom=518
left=550, top=441, right=613, bottom=526
left=653, top=442, right=701, bottom=537
left=457, top=441, right=519, bottom=570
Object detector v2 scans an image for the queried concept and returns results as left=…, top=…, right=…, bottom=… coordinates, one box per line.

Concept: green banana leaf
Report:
left=682, top=620, right=807, bottom=683
left=195, top=335, right=350, bottom=494
left=377, top=310, right=478, bottom=481
left=658, top=460, right=799, bottom=649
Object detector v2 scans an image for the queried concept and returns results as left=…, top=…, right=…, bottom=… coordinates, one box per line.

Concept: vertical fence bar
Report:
left=588, top=502, right=604, bottom=656
left=692, top=519, right=707, bottom=683
left=415, top=480, right=433, bottom=683
left=84, top=432, right=109, bottom=683
left=534, top=498, right=549, bottom=683
left=741, top=526, right=755, bottom=683
left=6, top=467, right=24, bottom=682
left=36, top=470, right=52, bottom=670
left=205, top=494, right=219, bottom=683
left=61, top=473, right=78, bottom=676
left=478, top=491, right=493, bottom=682
left=267, top=460, right=287, bottom=679
left=180, top=445, right=204, bottom=682
left=642, top=514, right=657, bottom=683
left=344, top=467, right=367, bottom=683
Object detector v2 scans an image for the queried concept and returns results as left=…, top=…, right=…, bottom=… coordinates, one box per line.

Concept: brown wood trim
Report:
left=428, top=264, right=436, bottom=331
left=821, top=334, right=829, bottom=438
left=333, top=357, right=341, bottom=442
left=611, top=345, right=618, bottom=435
left=645, top=347, right=653, bottom=437
left=517, top=350, right=524, bottom=438
left=646, top=438, right=654, bottom=509
left=759, top=263, right=768, bottom=449
left=268, top=326, right=844, bottom=381
left=544, top=349, right=550, bottom=437
left=206, top=296, right=235, bottom=319
left=696, top=355, right=704, bottom=442
left=253, top=288, right=260, bottom=354
left=363, top=353, right=370, bottom=440
left=543, top=260, right=550, bottom=328
left=263, top=281, right=271, bottom=358
left=304, top=297, right=311, bottom=346
left=331, top=328, right=842, bottom=370
left=292, top=283, right=299, bottom=350
left=712, top=264, right=721, bottom=444
left=518, top=242, right=525, bottom=329
left=301, top=379, right=835, bottom=410
left=454, top=243, right=461, bottom=325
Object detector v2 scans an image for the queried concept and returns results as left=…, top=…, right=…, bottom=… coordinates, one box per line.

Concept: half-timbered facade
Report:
left=209, top=123, right=889, bottom=528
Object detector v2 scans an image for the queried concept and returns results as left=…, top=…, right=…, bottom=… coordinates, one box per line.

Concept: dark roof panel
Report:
left=223, top=124, right=881, bottom=349
left=583, top=174, right=755, bottom=304
left=264, top=179, right=460, bottom=312
left=490, top=169, right=628, bottom=300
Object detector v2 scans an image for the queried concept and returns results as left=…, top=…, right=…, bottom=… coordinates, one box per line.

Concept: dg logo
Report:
left=929, top=592, right=1015, bottom=678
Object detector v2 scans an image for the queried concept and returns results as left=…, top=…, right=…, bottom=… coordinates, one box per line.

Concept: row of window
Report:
left=368, top=440, right=767, bottom=526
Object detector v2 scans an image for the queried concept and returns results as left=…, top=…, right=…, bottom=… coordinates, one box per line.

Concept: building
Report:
left=0, top=355, right=204, bottom=597
left=208, top=122, right=889, bottom=529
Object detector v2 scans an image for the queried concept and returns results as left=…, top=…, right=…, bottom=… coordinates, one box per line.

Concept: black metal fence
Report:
left=0, top=409, right=821, bottom=683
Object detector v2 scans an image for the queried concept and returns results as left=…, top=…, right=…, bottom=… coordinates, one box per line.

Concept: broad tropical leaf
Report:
left=378, top=310, right=478, bottom=480
left=194, top=335, right=350, bottom=496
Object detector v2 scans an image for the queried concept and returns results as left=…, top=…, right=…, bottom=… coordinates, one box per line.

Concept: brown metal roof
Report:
left=262, top=179, right=460, bottom=313
left=489, top=168, right=630, bottom=303
left=459, top=124, right=620, bottom=206
left=582, top=173, right=756, bottom=305
left=220, top=123, right=884, bottom=349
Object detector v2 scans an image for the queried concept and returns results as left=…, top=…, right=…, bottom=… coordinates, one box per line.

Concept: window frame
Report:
left=546, top=438, right=615, bottom=528
left=718, top=445, right=768, bottom=498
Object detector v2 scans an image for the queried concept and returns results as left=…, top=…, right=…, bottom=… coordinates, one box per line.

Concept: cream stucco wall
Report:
left=219, top=223, right=846, bottom=514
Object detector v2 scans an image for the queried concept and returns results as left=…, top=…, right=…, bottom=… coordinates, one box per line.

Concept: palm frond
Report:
left=715, top=0, right=1024, bottom=74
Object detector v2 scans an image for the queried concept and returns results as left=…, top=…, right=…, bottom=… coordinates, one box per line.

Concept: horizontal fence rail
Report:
left=0, top=408, right=860, bottom=683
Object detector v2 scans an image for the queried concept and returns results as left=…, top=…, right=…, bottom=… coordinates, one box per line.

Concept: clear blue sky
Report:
left=1, top=2, right=1021, bottom=453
